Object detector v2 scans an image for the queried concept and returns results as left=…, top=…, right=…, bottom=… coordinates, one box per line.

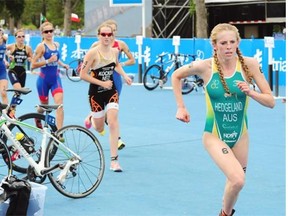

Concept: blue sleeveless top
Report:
left=40, top=43, right=60, bottom=82
left=0, top=42, right=6, bottom=71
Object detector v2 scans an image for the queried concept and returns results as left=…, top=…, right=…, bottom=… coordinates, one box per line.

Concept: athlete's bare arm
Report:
left=80, top=47, right=113, bottom=89
left=31, top=43, right=45, bottom=69
left=26, top=45, right=33, bottom=62
left=119, top=40, right=135, bottom=66
left=240, top=57, right=275, bottom=108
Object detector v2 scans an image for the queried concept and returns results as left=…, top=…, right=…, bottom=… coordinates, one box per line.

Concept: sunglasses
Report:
left=16, top=35, right=25, bottom=38
left=43, top=29, right=54, bottom=34
left=100, top=32, right=113, bottom=37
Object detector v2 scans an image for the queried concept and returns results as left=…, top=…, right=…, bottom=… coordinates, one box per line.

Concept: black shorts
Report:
left=88, top=89, right=119, bottom=117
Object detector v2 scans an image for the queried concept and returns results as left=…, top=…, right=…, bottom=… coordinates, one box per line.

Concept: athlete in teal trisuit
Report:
left=171, top=23, right=275, bottom=216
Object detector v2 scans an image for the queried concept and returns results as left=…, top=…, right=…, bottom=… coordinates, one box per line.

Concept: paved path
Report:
left=8, top=74, right=287, bottom=216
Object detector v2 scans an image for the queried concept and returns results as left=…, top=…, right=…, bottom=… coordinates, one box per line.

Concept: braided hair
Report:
left=211, top=23, right=254, bottom=95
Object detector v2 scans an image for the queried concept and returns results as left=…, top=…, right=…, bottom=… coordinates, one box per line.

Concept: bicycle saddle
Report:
left=6, top=88, right=32, bottom=95
left=38, top=104, right=62, bottom=112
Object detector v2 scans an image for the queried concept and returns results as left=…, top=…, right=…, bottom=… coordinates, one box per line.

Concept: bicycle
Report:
left=65, top=51, right=86, bottom=82
left=2, top=88, right=58, bottom=176
left=143, top=52, right=204, bottom=95
left=0, top=102, right=105, bottom=198
left=0, top=136, right=12, bottom=180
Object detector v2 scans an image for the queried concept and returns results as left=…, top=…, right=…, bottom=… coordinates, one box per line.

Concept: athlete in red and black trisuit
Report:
left=88, top=19, right=135, bottom=150
left=80, top=23, right=132, bottom=172
left=88, top=49, right=119, bottom=119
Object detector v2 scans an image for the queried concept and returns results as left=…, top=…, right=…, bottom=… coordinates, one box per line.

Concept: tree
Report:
left=0, top=0, right=84, bottom=35
left=194, top=0, right=208, bottom=38
left=4, top=0, right=25, bottom=34
left=22, top=0, right=42, bottom=28
left=63, top=0, right=83, bottom=36
left=190, top=0, right=208, bottom=38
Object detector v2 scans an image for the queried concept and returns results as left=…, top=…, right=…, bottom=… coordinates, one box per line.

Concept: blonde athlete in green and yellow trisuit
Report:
left=171, top=23, right=275, bottom=216
left=204, top=58, right=249, bottom=148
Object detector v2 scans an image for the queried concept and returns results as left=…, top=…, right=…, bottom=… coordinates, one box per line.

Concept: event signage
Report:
left=109, top=0, right=142, bottom=6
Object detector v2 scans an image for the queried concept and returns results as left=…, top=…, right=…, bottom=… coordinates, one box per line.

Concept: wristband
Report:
left=45, top=60, right=49, bottom=64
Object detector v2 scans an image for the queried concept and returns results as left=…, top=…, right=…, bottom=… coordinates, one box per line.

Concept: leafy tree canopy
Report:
left=0, top=0, right=84, bottom=34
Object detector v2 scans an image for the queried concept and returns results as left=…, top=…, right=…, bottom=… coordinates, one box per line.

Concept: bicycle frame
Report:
left=0, top=110, right=81, bottom=178
left=156, top=53, right=180, bottom=77
left=143, top=52, right=198, bottom=94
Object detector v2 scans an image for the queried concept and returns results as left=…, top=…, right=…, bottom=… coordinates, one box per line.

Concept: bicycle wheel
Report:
left=143, top=65, right=163, bottom=90
left=5, top=113, right=57, bottom=174
left=46, top=125, right=105, bottom=198
left=0, top=140, right=12, bottom=178
left=181, top=76, right=197, bottom=95
left=66, top=59, right=82, bottom=82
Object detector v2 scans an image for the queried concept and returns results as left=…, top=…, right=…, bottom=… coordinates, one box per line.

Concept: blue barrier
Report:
left=7, top=36, right=286, bottom=86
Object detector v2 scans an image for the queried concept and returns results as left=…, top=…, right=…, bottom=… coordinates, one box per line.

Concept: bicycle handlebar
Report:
left=155, top=52, right=197, bottom=64
left=0, top=103, right=18, bottom=124
left=169, top=53, right=196, bottom=60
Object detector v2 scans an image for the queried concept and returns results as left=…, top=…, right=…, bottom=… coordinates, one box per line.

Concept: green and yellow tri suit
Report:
left=204, top=58, right=249, bottom=148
